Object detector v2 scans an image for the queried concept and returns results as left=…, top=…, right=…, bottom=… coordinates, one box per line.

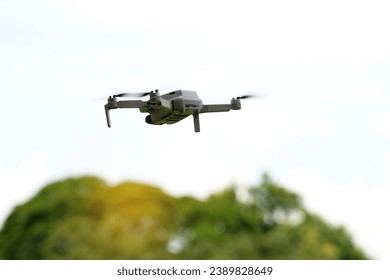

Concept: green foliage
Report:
left=0, top=174, right=367, bottom=260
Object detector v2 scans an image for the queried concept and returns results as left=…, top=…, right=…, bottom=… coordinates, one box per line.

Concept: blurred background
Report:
left=1, top=0, right=389, bottom=259
left=0, top=176, right=368, bottom=259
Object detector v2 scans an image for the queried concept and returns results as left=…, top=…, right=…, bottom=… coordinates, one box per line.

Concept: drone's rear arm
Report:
left=117, top=100, right=146, bottom=108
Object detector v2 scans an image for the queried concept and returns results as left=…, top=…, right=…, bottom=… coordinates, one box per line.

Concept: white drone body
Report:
left=104, top=89, right=249, bottom=132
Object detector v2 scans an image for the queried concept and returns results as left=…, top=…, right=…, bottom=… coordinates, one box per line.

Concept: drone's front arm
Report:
left=201, top=104, right=232, bottom=113
left=189, top=100, right=240, bottom=132
left=201, top=99, right=241, bottom=113
left=104, top=99, right=147, bottom=127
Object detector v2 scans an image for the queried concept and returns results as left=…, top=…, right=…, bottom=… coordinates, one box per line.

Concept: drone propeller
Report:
left=236, top=94, right=256, bottom=100
left=89, top=90, right=157, bottom=101
left=113, top=91, right=152, bottom=98
left=236, top=91, right=267, bottom=100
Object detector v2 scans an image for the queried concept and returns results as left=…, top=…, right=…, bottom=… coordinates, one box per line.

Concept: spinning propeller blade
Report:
left=236, top=94, right=256, bottom=100
left=236, top=91, right=267, bottom=100
left=113, top=91, right=152, bottom=98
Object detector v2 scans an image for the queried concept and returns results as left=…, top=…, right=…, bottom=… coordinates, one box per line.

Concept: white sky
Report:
left=1, top=0, right=389, bottom=259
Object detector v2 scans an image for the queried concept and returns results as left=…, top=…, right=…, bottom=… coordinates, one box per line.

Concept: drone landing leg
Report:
left=193, top=113, right=200, bottom=132
left=104, top=104, right=111, bottom=127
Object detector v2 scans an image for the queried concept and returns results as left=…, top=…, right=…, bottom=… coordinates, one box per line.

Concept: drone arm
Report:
left=201, top=104, right=232, bottom=113
left=201, top=99, right=241, bottom=113
left=117, top=100, right=146, bottom=108
left=104, top=100, right=146, bottom=128
left=194, top=103, right=233, bottom=132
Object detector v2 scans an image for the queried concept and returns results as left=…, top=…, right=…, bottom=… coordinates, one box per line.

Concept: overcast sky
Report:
left=1, top=0, right=389, bottom=259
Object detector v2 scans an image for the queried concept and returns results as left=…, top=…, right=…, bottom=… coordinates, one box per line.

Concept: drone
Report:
left=104, top=89, right=255, bottom=132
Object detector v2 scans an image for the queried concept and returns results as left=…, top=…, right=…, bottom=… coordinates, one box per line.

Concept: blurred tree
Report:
left=174, top=173, right=366, bottom=259
left=0, top=177, right=108, bottom=259
left=0, top=174, right=367, bottom=259
left=0, top=177, right=177, bottom=259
